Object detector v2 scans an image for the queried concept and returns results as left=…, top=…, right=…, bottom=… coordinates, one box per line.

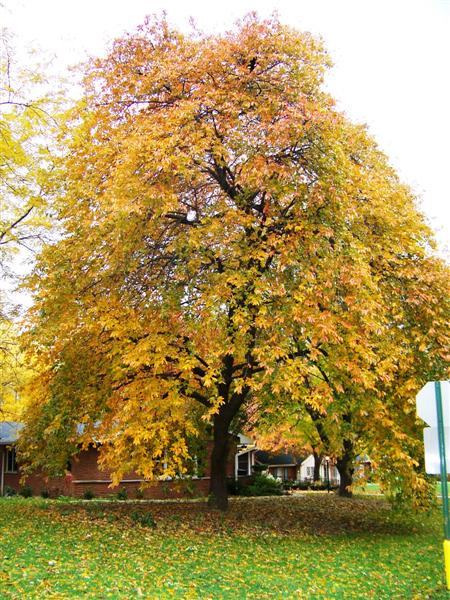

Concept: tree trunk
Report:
left=312, top=449, right=321, bottom=482
left=336, top=439, right=354, bottom=498
left=208, top=411, right=231, bottom=511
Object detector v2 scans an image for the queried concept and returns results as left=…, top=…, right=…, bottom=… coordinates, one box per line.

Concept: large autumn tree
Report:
left=20, top=15, right=449, bottom=509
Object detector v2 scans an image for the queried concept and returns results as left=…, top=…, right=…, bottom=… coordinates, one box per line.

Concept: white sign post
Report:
left=417, top=381, right=450, bottom=430
left=417, top=381, right=450, bottom=590
left=423, top=427, right=450, bottom=475
left=417, top=381, right=450, bottom=475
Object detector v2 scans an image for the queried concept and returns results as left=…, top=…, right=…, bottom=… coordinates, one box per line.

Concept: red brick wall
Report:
left=71, top=447, right=110, bottom=481
left=2, top=439, right=239, bottom=499
left=71, top=441, right=237, bottom=481
left=3, top=467, right=71, bottom=498
left=70, top=477, right=211, bottom=499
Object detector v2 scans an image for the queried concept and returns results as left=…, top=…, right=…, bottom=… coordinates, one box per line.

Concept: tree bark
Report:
left=312, top=449, right=321, bottom=482
left=336, top=439, right=354, bottom=498
left=207, top=383, right=249, bottom=510
left=208, top=413, right=231, bottom=511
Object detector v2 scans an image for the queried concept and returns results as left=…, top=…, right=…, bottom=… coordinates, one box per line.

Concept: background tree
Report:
left=0, top=29, right=57, bottom=421
left=252, top=247, right=449, bottom=503
left=0, top=29, right=53, bottom=266
left=248, top=397, right=323, bottom=479
left=20, top=14, right=449, bottom=510
left=0, top=320, right=30, bottom=421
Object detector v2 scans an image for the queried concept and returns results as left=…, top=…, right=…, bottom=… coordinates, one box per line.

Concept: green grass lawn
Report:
left=0, top=494, right=448, bottom=599
left=356, top=480, right=444, bottom=497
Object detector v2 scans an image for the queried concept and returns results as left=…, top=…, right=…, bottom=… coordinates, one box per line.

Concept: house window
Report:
left=237, top=453, right=250, bottom=476
left=306, top=466, right=314, bottom=478
left=5, top=448, right=18, bottom=473
left=275, top=467, right=288, bottom=480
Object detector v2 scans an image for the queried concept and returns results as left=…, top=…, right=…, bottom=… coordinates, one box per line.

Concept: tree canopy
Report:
left=19, top=15, right=449, bottom=509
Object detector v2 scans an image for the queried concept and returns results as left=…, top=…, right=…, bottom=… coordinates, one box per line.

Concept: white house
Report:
left=298, top=455, right=341, bottom=485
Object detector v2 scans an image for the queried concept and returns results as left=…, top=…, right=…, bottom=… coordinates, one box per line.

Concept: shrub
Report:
left=135, top=488, right=144, bottom=499
left=282, top=480, right=297, bottom=491
left=130, top=510, right=156, bottom=528
left=4, top=485, right=17, bottom=497
left=181, top=479, right=195, bottom=496
left=19, top=485, right=33, bottom=498
left=40, top=489, right=50, bottom=499
left=294, top=481, right=338, bottom=492
left=295, top=481, right=312, bottom=491
left=252, top=463, right=268, bottom=474
left=116, top=488, right=128, bottom=501
left=227, top=478, right=247, bottom=496
left=242, top=473, right=283, bottom=497
left=83, top=489, right=95, bottom=500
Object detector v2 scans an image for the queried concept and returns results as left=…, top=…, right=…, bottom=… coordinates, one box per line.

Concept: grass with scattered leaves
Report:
left=0, top=494, right=448, bottom=598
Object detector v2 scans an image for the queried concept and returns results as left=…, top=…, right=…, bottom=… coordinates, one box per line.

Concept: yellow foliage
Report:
left=16, top=15, right=450, bottom=506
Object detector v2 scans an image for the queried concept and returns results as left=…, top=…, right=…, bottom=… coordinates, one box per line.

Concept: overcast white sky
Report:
left=3, top=0, right=450, bottom=258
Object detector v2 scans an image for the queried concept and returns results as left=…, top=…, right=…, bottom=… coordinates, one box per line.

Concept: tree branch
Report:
left=0, top=206, right=34, bottom=243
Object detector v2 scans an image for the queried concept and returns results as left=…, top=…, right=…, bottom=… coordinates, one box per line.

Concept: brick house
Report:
left=254, top=450, right=302, bottom=481
left=0, top=421, right=247, bottom=499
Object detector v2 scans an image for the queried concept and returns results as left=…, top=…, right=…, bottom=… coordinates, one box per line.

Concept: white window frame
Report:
left=5, top=448, right=18, bottom=473
left=237, top=452, right=250, bottom=476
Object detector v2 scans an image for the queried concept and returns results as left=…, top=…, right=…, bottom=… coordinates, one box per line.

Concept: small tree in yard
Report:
left=20, top=15, right=449, bottom=510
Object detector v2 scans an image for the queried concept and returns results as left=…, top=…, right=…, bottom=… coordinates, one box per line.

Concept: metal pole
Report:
left=436, top=381, right=450, bottom=539
left=435, top=381, right=450, bottom=590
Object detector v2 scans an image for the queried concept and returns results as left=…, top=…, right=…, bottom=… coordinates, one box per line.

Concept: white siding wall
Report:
left=299, top=455, right=341, bottom=484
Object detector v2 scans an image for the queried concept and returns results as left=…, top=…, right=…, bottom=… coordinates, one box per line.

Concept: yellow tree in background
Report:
left=20, top=15, right=449, bottom=509
left=0, top=30, right=56, bottom=422
left=252, top=250, right=449, bottom=503
left=0, top=320, right=29, bottom=421
left=0, top=30, right=53, bottom=266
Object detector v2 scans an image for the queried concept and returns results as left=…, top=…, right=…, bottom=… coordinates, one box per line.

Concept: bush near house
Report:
left=19, top=485, right=33, bottom=498
left=242, top=473, right=284, bottom=497
left=228, top=472, right=284, bottom=497
left=294, top=481, right=340, bottom=492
